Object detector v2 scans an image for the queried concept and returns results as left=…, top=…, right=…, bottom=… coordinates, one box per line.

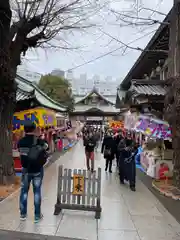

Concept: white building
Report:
left=66, top=72, right=120, bottom=96
left=51, top=69, right=65, bottom=78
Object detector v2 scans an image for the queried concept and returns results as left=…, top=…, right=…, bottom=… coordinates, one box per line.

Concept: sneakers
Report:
left=20, top=214, right=44, bottom=223
left=130, top=186, right=136, bottom=192
left=20, top=215, right=27, bottom=221
left=34, top=213, right=44, bottom=223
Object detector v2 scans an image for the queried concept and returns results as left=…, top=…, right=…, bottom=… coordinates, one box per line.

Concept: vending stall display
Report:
left=13, top=107, right=57, bottom=171
left=124, top=112, right=173, bottom=179
left=109, top=120, right=124, bottom=130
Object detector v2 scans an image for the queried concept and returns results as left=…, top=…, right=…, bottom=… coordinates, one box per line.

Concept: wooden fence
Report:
left=54, top=165, right=102, bottom=219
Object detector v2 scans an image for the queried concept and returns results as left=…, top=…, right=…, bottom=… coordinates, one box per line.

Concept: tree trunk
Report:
left=0, top=1, right=16, bottom=184
left=0, top=99, right=15, bottom=185
left=171, top=79, right=180, bottom=188
left=167, top=1, right=180, bottom=188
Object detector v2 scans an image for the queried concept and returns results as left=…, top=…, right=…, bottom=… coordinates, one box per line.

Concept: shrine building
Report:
left=69, top=87, right=120, bottom=125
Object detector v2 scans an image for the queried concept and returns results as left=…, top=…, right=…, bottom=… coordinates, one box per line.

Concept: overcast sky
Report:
left=20, top=0, right=173, bottom=81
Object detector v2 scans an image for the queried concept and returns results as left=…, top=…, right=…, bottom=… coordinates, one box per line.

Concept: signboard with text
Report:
left=109, top=121, right=124, bottom=129
left=13, top=107, right=57, bottom=132
left=135, top=117, right=172, bottom=140
left=72, top=174, right=84, bottom=195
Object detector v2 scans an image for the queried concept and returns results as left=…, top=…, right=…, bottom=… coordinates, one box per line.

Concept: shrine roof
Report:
left=120, top=9, right=171, bottom=90
left=73, top=105, right=119, bottom=113
left=75, top=87, right=115, bottom=105
left=16, top=75, right=67, bottom=112
left=129, top=80, right=167, bottom=96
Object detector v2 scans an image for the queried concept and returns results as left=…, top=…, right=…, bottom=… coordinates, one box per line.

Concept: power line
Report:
left=65, top=29, right=157, bottom=72
left=99, top=28, right=168, bottom=54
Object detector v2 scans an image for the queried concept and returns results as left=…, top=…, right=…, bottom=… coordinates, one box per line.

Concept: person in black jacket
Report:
left=84, top=131, right=96, bottom=172
left=119, top=140, right=138, bottom=191
left=101, top=131, right=116, bottom=173
left=114, top=130, right=123, bottom=167
left=18, top=122, right=48, bottom=223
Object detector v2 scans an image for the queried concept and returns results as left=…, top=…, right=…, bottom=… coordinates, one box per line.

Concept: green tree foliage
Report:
left=39, top=74, right=74, bottom=111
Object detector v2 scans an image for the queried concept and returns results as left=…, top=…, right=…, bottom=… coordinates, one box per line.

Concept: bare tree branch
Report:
left=99, top=29, right=168, bottom=54
left=8, top=0, right=103, bottom=65
left=139, top=7, right=167, bottom=16
left=110, top=9, right=169, bottom=26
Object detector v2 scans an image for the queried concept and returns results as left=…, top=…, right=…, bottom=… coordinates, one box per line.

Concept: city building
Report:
left=51, top=69, right=65, bottom=78
left=66, top=72, right=120, bottom=96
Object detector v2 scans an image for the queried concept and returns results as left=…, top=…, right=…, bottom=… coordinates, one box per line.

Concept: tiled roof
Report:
left=131, top=84, right=166, bottom=96
left=15, top=75, right=67, bottom=112
left=16, top=78, right=34, bottom=101
left=75, top=87, right=115, bottom=105
left=73, top=104, right=119, bottom=113
left=16, top=88, right=33, bottom=101
left=120, top=10, right=171, bottom=89
left=75, top=95, right=116, bottom=104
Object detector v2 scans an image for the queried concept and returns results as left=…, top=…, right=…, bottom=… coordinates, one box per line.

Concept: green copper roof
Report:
left=16, top=75, right=67, bottom=112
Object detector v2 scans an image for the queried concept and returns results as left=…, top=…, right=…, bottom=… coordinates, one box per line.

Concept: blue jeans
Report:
left=19, top=169, right=44, bottom=218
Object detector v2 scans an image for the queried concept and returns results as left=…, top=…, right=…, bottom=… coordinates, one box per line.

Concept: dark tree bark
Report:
left=0, top=0, right=97, bottom=185
left=0, top=1, right=16, bottom=184
left=166, top=1, right=180, bottom=188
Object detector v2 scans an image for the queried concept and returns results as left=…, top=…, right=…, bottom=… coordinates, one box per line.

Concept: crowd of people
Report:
left=17, top=122, right=138, bottom=223
left=82, top=126, right=138, bottom=192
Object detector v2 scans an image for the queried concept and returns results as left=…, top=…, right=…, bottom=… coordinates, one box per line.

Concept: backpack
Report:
left=27, top=137, right=48, bottom=170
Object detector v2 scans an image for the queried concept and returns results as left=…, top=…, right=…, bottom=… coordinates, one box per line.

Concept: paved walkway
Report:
left=0, top=141, right=180, bottom=240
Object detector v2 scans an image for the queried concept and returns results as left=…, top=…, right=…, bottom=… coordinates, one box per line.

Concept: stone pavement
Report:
left=0, top=230, right=83, bottom=240
left=0, top=141, right=180, bottom=240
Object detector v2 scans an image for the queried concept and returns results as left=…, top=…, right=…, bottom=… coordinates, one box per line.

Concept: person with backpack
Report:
left=18, top=122, right=49, bottom=223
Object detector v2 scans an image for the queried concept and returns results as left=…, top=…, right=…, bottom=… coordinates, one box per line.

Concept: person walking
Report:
left=119, top=141, right=138, bottom=191
left=84, top=131, right=96, bottom=172
left=114, top=130, right=123, bottom=167
left=94, top=129, right=100, bottom=152
left=18, top=122, right=49, bottom=223
left=101, top=131, right=115, bottom=173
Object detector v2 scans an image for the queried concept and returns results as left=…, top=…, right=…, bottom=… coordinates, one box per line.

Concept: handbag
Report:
left=104, top=148, right=111, bottom=158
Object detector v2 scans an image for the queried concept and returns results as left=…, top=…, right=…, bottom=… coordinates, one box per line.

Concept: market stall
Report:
left=124, top=112, right=173, bottom=179
left=13, top=75, right=68, bottom=172
left=13, top=107, right=58, bottom=171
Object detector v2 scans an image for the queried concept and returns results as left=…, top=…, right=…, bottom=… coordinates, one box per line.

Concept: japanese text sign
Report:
left=13, top=107, right=57, bottom=132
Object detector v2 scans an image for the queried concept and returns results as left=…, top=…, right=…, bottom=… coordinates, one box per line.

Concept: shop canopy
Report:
left=15, top=75, right=66, bottom=112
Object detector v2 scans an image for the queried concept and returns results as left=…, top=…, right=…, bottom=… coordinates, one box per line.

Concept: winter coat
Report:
left=101, top=136, right=116, bottom=160
left=115, top=135, right=123, bottom=148
left=120, top=147, right=137, bottom=183
left=84, top=137, right=96, bottom=152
